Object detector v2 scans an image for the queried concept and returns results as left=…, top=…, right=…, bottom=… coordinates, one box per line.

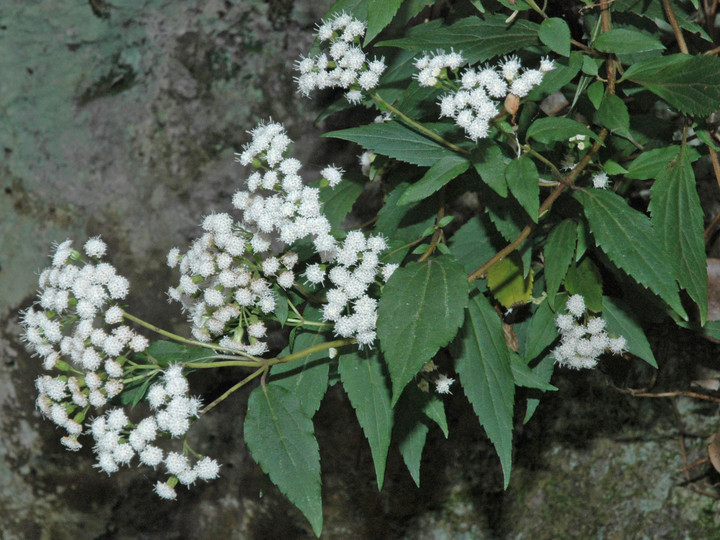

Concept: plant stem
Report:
left=662, top=0, right=689, bottom=54
left=183, top=360, right=263, bottom=369
left=286, top=297, right=303, bottom=320
left=383, top=236, right=427, bottom=260
left=468, top=128, right=609, bottom=282
left=199, top=367, right=266, bottom=416
left=269, top=338, right=355, bottom=365
left=523, top=0, right=547, bottom=18
left=121, top=310, right=259, bottom=361
left=418, top=187, right=446, bottom=263
left=123, top=373, right=157, bottom=384
left=373, top=93, right=470, bottom=156
left=522, top=145, right=567, bottom=184
left=286, top=318, right=332, bottom=328
left=705, top=145, right=720, bottom=242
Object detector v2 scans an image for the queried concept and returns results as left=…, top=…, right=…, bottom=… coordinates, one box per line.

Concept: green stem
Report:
left=292, top=282, right=327, bottom=304
left=183, top=360, right=263, bottom=369
left=523, top=0, right=548, bottom=18
left=417, top=186, right=446, bottom=263
left=373, top=93, right=470, bottom=156
left=268, top=338, right=355, bottom=366
left=125, top=363, right=160, bottom=371
left=286, top=318, right=332, bottom=328
left=382, top=236, right=427, bottom=260
left=200, top=367, right=266, bottom=416
left=122, top=310, right=260, bottom=361
left=286, top=297, right=303, bottom=320
left=123, top=373, right=156, bottom=384
left=522, top=144, right=567, bottom=184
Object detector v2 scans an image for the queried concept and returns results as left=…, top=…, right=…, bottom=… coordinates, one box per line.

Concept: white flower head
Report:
left=436, top=374, right=455, bottom=395
left=566, top=295, right=586, bottom=318
left=592, top=171, right=611, bottom=190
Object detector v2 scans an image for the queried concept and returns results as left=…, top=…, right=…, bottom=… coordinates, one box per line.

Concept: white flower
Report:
left=436, top=374, right=455, bottom=394
left=84, top=236, right=107, bottom=258
left=321, top=166, right=344, bottom=187
left=194, top=457, right=221, bottom=480
left=608, top=336, right=627, bottom=354
left=154, top=481, right=177, bottom=500
left=566, top=295, right=586, bottom=318
left=592, top=172, right=611, bottom=190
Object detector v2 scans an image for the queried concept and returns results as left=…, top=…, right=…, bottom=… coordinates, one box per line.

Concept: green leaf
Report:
left=271, top=327, right=330, bottom=418
left=582, top=55, right=600, bottom=76
left=378, top=256, right=469, bottom=405
left=320, top=177, right=364, bottom=229
left=471, top=143, right=509, bottom=197
left=621, top=54, right=720, bottom=116
left=587, top=81, right=604, bottom=109
left=603, top=159, right=628, bottom=175
left=649, top=144, right=708, bottom=324
left=274, top=288, right=289, bottom=327
left=594, top=29, right=665, bottom=55
left=596, top=93, right=630, bottom=136
left=365, top=0, right=403, bottom=45
left=575, top=218, right=590, bottom=262
left=448, top=214, right=499, bottom=274
left=574, top=189, right=686, bottom=319
left=563, top=257, right=603, bottom=313
left=338, top=347, right=393, bottom=490
left=696, top=129, right=720, bottom=151
left=602, top=296, right=657, bottom=368
left=325, top=121, right=456, bottom=167
left=510, top=352, right=557, bottom=391
left=538, top=17, right=571, bottom=57
left=625, top=145, right=700, bottom=180
left=488, top=251, right=532, bottom=309
left=505, top=156, right=539, bottom=222
left=523, top=354, right=555, bottom=424
left=523, top=300, right=561, bottom=362
left=120, top=374, right=157, bottom=408
left=455, top=292, right=515, bottom=487
left=398, top=154, right=470, bottom=206
left=479, top=181, right=532, bottom=242
left=396, top=402, right=429, bottom=487
left=613, top=0, right=711, bottom=41
left=375, top=181, right=437, bottom=242
left=528, top=51, right=583, bottom=100
left=544, top=219, right=577, bottom=306
left=526, top=117, right=600, bottom=145
left=325, top=0, right=367, bottom=20
left=437, top=215, right=454, bottom=228
left=377, top=14, right=539, bottom=64
left=422, top=394, right=448, bottom=437
left=244, top=385, right=323, bottom=536
left=394, top=384, right=446, bottom=487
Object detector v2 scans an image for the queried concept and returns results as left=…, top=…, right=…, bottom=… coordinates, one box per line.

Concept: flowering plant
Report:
left=20, top=0, right=720, bottom=535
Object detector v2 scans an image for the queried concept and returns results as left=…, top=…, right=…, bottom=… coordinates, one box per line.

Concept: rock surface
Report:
left=2, top=1, right=720, bottom=539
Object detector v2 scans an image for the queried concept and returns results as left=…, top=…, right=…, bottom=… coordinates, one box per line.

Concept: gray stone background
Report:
left=3, top=1, right=720, bottom=538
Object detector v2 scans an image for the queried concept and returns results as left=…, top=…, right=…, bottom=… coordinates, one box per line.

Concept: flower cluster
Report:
left=90, top=365, right=219, bottom=500
left=295, top=12, right=386, bottom=104
left=552, top=295, right=627, bottom=370
left=169, top=121, right=395, bottom=351
left=413, top=49, right=465, bottom=87
left=429, top=54, right=554, bottom=141
left=309, top=231, right=397, bottom=347
left=22, top=237, right=149, bottom=449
